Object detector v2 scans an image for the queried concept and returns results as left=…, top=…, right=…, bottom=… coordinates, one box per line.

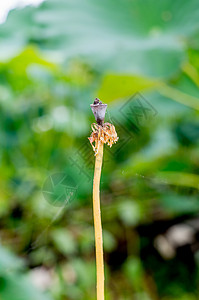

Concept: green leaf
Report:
left=118, top=201, right=141, bottom=226
left=71, top=259, right=95, bottom=289
left=97, top=73, right=161, bottom=103
left=2, top=0, right=199, bottom=77
left=155, top=171, right=199, bottom=189
left=103, top=230, right=117, bottom=252
left=159, top=85, right=199, bottom=111
left=160, top=193, right=199, bottom=214
left=123, top=257, right=144, bottom=287
left=0, top=273, right=52, bottom=300
left=51, top=229, right=77, bottom=255
left=0, top=245, right=25, bottom=274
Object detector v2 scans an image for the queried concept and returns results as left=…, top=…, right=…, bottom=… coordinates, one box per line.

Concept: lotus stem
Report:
left=93, top=139, right=104, bottom=300
left=89, top=98, right=118, bottom=300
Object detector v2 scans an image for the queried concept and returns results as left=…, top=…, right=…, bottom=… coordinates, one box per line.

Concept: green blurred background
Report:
left=1, top=0, right=199, bottom=299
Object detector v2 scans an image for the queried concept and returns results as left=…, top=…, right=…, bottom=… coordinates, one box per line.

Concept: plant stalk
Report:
left=93, top=140, right=104, bottom=300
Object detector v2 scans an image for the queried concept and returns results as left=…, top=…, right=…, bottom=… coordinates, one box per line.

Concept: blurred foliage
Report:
left=1, top=0, right=199, bottom=299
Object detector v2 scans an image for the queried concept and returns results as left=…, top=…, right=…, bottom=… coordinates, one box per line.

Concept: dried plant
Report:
left=89, top=98, right=118, bottom=300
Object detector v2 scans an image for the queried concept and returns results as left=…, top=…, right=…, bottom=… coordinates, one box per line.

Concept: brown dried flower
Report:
left=88, top=122, right=119, bottom=155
